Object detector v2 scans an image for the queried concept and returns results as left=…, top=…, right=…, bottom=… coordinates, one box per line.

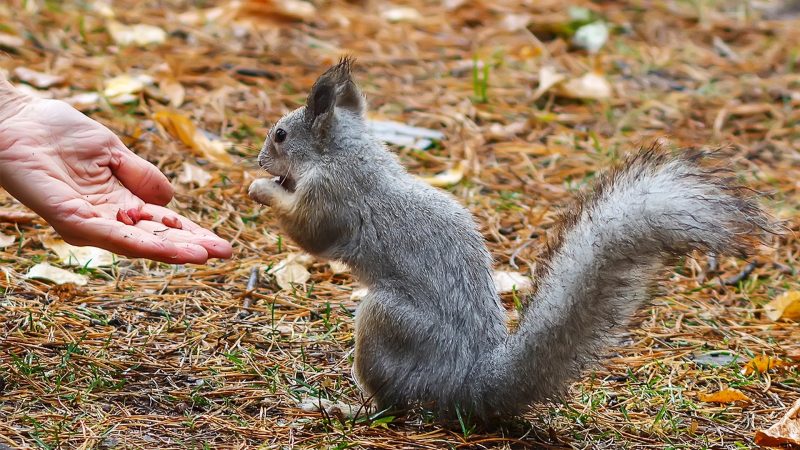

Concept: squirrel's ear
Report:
left=334, top=58, right=366, bottom=116
left=305, top=70, right=337, bottom=142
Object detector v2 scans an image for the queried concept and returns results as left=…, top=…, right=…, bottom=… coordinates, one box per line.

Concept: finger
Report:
left=108, top=139, right=174, bottom=206
left=68, top=218, right=210, bottom=264
left=140, top=205, right=233, bottom=259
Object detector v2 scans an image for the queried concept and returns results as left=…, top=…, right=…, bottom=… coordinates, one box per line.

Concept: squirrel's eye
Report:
left=274, top=128, right=287, bottom=144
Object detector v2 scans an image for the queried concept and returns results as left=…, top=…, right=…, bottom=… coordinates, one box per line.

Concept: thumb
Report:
left=109, top=139, right=174, bottom=206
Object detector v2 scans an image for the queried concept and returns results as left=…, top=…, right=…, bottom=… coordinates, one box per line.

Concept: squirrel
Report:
left=248, top=57, right=772, bottom=421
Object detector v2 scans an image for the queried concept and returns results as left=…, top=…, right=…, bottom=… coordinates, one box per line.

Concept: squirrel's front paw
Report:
left=249, top=178, right=278, bottom=205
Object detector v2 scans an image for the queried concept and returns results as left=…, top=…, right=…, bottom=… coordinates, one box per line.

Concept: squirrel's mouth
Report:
left=272, top=175, right=296, bottom=193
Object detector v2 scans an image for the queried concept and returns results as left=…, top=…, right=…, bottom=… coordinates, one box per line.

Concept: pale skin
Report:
left=0, top=76, right=232, bottom=264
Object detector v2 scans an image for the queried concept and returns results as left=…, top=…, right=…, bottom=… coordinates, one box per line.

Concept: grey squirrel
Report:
left=248, top=58, right=772, bottom=421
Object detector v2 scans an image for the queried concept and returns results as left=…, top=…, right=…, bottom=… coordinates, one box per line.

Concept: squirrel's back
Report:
left=249, top=58, right=774, bottom=421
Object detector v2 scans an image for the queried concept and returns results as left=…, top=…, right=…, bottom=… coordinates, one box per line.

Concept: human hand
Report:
left=0, top=94, right=232, bottom=264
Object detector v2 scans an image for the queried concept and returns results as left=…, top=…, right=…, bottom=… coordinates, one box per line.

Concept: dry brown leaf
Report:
left=559, top=72, right=612, bottom=100
left=61, top=92, right=101, bottom=110
left=25, top=263, right=88, bottom=286
left=532, top=66, right=567, bottom=101
left=0, top=209, right=37, bottom=223
left=42, top=238, right=115, bottom=268
left=382, top=7, right=422, bottom=23
left=743, top=354, right=785, bottom=375
left=0, top=232, right=15, bottom=248
left=698, top=388, right=752, bottom=404
left=237, top=0, right=316, bottom=22
left=268, top=253, right=314, bottom=291
left=107, top=21, right=167, bottom=46
left=103, top=74, right=152, bottom=104
left=755, top=398, right=800, bottom=448
left=178, top=162, right=213, bottom=187
left=153, top=110, right=233, bottom=166
left=13, top=67, right=64, bottom=88
left=493, top=271, right=532, bottom=294
left=764, top=291, right=800, bottom=322
left=0, top=33, right=25, bottom=49
left=158, top=77, right=185, bottom=108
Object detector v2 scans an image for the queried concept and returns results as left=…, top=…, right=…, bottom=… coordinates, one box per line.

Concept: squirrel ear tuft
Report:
left=306, top=56, right=366, bottom=121
left=333, top=57, right=366, bottom=116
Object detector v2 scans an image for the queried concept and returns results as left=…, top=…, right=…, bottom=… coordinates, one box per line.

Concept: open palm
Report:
left=0, top=98, right=231, bottom=264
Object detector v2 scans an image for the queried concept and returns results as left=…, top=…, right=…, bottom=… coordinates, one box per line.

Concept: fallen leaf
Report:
left=0, top=33, right=25, bottom=49
left=0, top=233, right=15, bottom=248
left=153, top=110, right=233, bottom=166
left=755, top=398, right=800, bottom=448
left=107, top=21, right=167, bottom=46
left=178, top=162, right=213, bottom=187
left=698, top=388, right=752, bottom=404
left=297, top=398, right=367, bottom=419
left=268, top=253, right=313, bottom=290
left=42, top=238, right=115, bottom=268
left=61, top=92, right=101, bottom=110
left=178, top=5, right=236, bottom=26
left=572, top=21, right=609, bottom=53
left=158, top=77, right=185, bottom=108
left=103, top=74, right=153, bottom=103
left=743, top=354, right=785, bottom=376
left=382, top=7, right=422, bottom=23
left=25, top=263, right=88, bottom=286
left=419, top=160, right=466, bottom=187
left=0, top=209, right=37, bottom=223
left=764, top=291, right=800, bottom=322
left=13, top=67, right=64, bottom=88
left=559, top=72, right=612, bottom=100
left=532, top=66, right=567, bottom=101
left=493, top=271, right=532, bottom=294
left=237, top=0, right=316, bottom=22
left=15, top=84, right=53, bottom=99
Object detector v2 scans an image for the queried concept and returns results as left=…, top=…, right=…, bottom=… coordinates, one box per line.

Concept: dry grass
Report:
left=0, top=0, right=799, bottom=448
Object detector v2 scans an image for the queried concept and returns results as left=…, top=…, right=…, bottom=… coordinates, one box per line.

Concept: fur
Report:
left=248, top=58, right=773, bottom=421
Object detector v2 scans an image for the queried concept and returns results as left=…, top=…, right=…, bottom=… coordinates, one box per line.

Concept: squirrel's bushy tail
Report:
left=468, top=146, right=773, bottom=418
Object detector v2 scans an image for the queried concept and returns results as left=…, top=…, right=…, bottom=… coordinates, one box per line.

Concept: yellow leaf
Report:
left=698, top=388, right=751, bottom=404
left=153, top=111, right=233, bottom=166
left=158, top=77, right=185, bottom=108
left=764, top=291, right=800, bottom=322
left=103, top=74, right=152, bottom=103
left=742, top=354, right=785, bottom=376
left=419, top=160, right=466, bottom=187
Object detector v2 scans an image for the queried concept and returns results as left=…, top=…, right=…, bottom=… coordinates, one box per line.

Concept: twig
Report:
left=509, top=240, right=534, bottom=270
left=721, top=261, right=758, bottom=286
left=236, top=266, right=260, bottom=319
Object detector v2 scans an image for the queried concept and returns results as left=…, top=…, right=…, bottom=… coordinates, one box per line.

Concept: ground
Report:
left=0, top=0, right=799, bottom=448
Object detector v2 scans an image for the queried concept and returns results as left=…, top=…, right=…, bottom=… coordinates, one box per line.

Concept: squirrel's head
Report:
left=257, top=57, right=367, bottom=192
